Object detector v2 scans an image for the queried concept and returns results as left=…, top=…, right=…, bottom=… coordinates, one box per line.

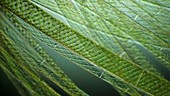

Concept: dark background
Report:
left=0, top=67, right=20, bottom=96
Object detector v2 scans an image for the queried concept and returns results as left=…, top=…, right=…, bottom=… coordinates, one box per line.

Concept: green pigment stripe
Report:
left=0, top=32, right=60, bottom=96
left=0, top=10, right=88, bottom=96
left=1, top=0, right=170, bottom=95
left=28, top=25, right=143, bottom=95
left=10, top=9, right=143, bottom=95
